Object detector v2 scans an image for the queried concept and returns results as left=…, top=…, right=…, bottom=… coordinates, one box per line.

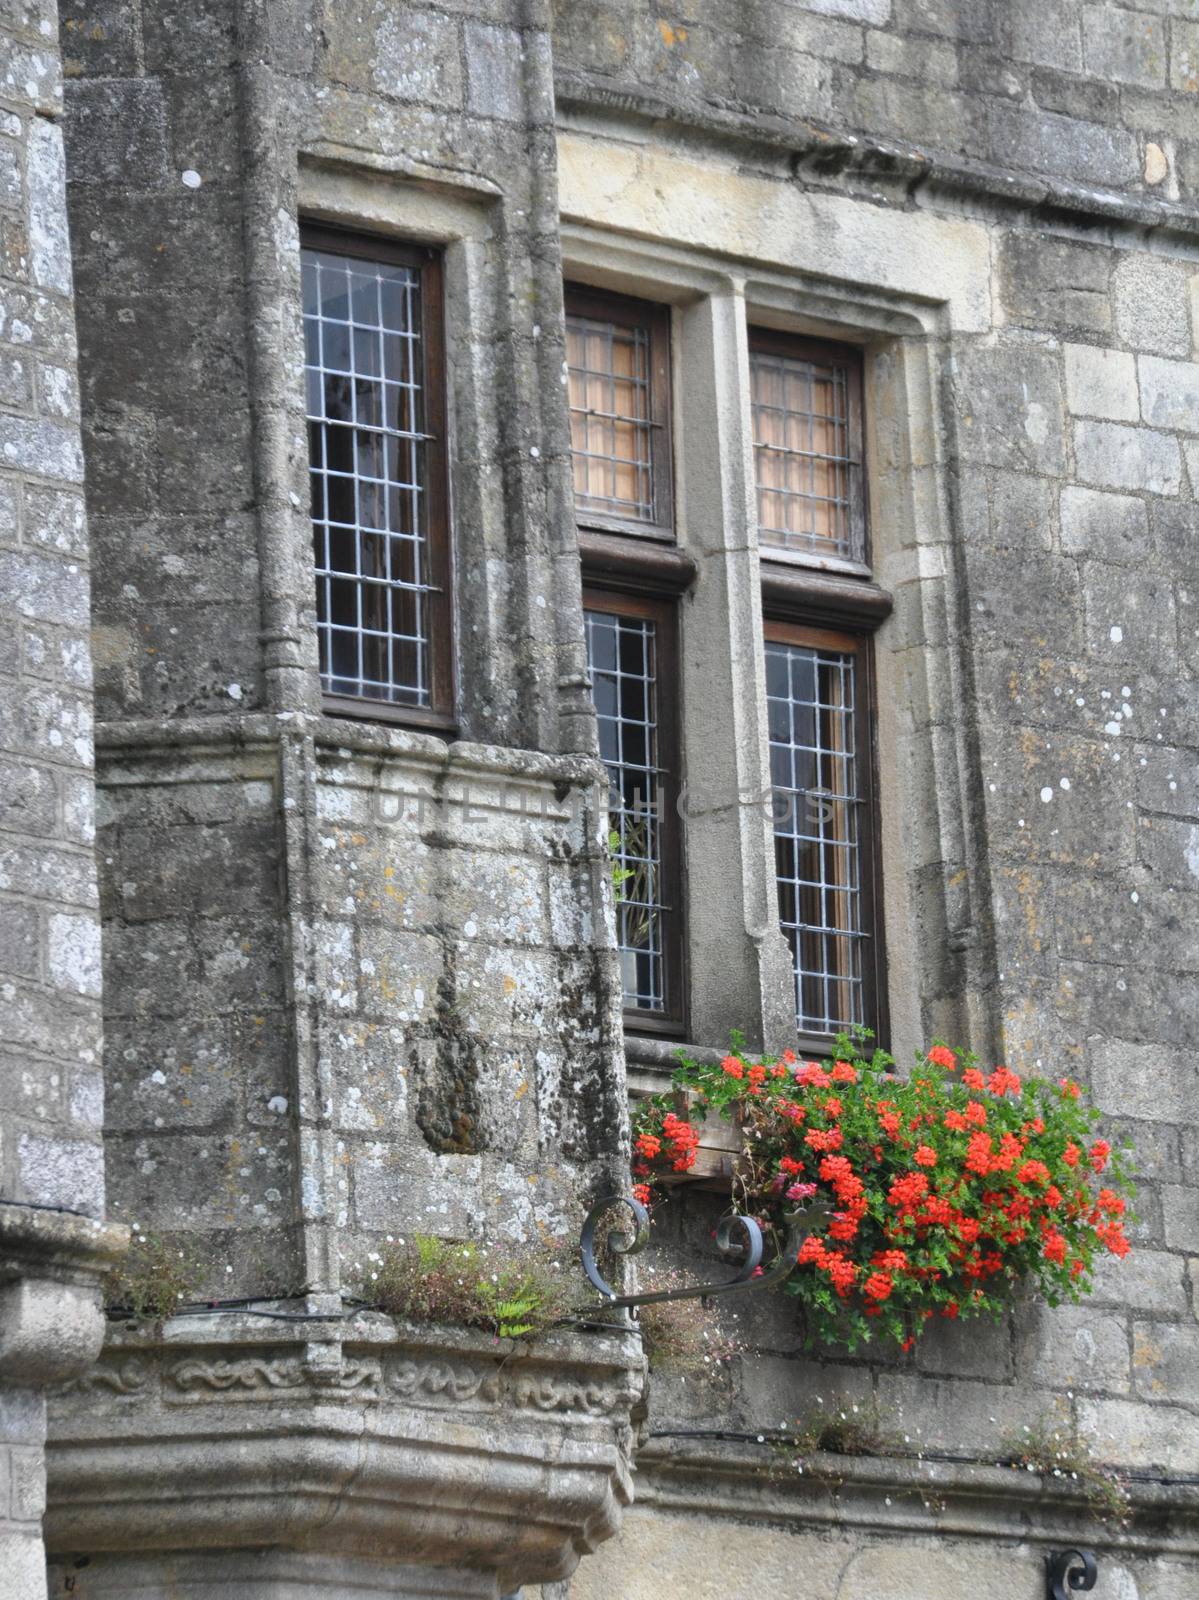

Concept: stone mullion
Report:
left=676, top=285, right=797, bottom=1056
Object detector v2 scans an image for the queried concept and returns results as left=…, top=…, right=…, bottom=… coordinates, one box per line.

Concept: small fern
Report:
left=354, top=1235, right=574, bottom=1339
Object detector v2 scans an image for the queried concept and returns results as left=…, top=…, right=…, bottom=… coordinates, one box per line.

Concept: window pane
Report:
left=766, top=638, right=866, bottom=1035
left=567, top=312, right=656, bottom=521
left=304, top=244, right=433, bottom=707
left=751, top=347, right=862, bottom=562
left=585, top=608, right=670, bottom=1013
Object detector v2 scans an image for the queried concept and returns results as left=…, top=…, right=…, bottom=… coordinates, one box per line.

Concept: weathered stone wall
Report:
left=550, top=4, right=1199, bottom=1585
left=31, top=0, right=1199, bottom=1594
left=58, top=0, right=625, bottom=1298
left=554, top=0, right=1196, bottom=204
left=0, top=5, right=112, bottom=1599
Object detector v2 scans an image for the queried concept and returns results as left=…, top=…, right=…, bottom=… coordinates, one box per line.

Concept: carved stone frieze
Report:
left=166, top=1353, right=383, bottom=1402
left=46, top=1321, right=646, bottom=1592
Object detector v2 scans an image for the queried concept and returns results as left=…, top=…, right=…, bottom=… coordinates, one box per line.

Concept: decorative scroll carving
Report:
left=391, top=1359, right=502, bottom=1405
left=167, top=1354, right=381, bottom=1401
left=52, top=1358, right=150, bottom=1397
left=388, top=1354, right=638, bottom=1417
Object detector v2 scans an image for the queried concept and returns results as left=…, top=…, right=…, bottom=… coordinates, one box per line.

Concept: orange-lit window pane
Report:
left=566, top=313, right=656, bottom=521
left=751, top=346, right=862, bottom=562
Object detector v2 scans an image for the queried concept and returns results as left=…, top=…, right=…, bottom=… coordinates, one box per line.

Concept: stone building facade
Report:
left=0, top=0, right=1197, bottom=1595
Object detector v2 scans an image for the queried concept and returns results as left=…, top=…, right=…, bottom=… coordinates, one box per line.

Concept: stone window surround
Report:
left=559, top=223, right=982, bottom=1089
left=294, top=157, right=990, bottom=1094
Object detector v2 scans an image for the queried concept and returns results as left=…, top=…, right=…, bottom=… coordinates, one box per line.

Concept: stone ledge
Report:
left=46, top=1317, right=647, bottom=1592
left=633, top=1436, right=1199, bottom=1558
left=94, top=712, right=608, bottom=791
left=0, top=1203, right=128, bottom=1385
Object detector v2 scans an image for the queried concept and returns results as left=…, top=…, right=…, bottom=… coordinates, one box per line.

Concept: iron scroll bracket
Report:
left=579, top=1194, right=832, bottom=1309
left=1046, top=1550, right=1098, bottom=1600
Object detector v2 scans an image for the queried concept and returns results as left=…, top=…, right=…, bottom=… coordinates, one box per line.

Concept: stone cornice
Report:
left=94, top=712, right=608, bottom=791
left=633, top=1436, right=1199, bottom=1559
left=554, top=74, right=1199, bottom=248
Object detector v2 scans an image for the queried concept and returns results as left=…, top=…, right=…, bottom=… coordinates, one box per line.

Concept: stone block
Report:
left=0, top=901, right=39, bottom=979
left=323, top=1018, right=409, bottom=1133
left=1172, top=18, right=1199, bottom=90
left=1132, top=1320, right=1199, bottom=1401
left=1089, top=1039, right=1199, bottom=1124
left=16, top=1129, right=103, bottom=1214
left=1082, top=561, right=1178, bottom=665
left=985, top=102, right=1139, bottom=189
left=454, top=942, right=562, bottom=1040
left=1059, top=485, right=1149, bottom=560
left=62, top=79, right=168, bottom=187
left=46, top=909, right=100, bottom=997
left=326, top=2, right=464, bottom=107
left=1064, top=343, right=1140, bottom=420
left=0, top=1529, right=48, bottom=1599
left=1073, top=420, right=1182, bottom=495
left=1079, top=1395, right=1199, bottom=1470
left=1162, top=1184, right=1199, bottom=1249
left=866, top=28, right=955, bottom=79
left=1138, top=351, right=1199, bottom=431
left=27, top=116, right=70, bottom=297
left=104, top=1021, right=234, bottom=1132
left=352, top=1144, right=484, bottom=1236
left=441, top=850, right=548, bottom=947
left=9, top=1443, right=44, bottom=1520
left=799, top=0, right=890, bottom=20
left=1113, top=253, right=1191, bottom=356
left=353, top=926, right=442, bottom=1026
left=988, top=469, right=1055, bottom=549
left=0, top=348, right=32, bottom=408
left=1089, top=1247, right=1188, bottom=1314
left=0, top=416, right=84, bottom=483
left=1136, top=744, right=1199, bottom=816
left=0, top=757, right=57, bottom=836
left=464, top=22, right=525, bottom=120
left=1015, top=1301, right=1131, bottom=1394
left=736, top=1354, right=875, bottom=1429
left=1082, top=5, right=1167, bottom=87
left=1009, top=0, right=1084, bottom=70
left=876, top=1374, right=1063, bottom=1455
left=0, top=838, right=95, bottom=907
left=915, top=1311, right=1013, bottom=1380
left=950, top=342, right=1066, bottom=477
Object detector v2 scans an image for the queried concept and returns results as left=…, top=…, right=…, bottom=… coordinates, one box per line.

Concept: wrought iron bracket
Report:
left=1047, top=1550, right=1098, bottom=1599
left=579, top=1194, right=831, bottom=1308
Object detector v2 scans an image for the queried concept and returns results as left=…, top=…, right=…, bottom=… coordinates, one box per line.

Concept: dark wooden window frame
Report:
left=583, top=583, right=687, bottom=1037
left=302, top=220, right=456, bottom=733
left=565, top=283, right=674, bottom=543
left=749, top=327, right=867, bottom=570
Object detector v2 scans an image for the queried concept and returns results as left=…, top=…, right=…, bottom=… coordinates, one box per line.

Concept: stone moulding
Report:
left=636, top=1438, right=1199, bottom=1561
left=45, top=1314, right=646, bottom=1592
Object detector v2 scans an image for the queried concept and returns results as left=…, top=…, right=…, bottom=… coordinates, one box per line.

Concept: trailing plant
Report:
left=632, top=1034, right=1135, bottom=1352
left=632, top=1264, right=743, bottom=1375
left=104, top=1225, right=203, bottom=1323
left=351, top=1233, right=576, bottom=1339
left=1001, top=1419, right=1131, bottom=1524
